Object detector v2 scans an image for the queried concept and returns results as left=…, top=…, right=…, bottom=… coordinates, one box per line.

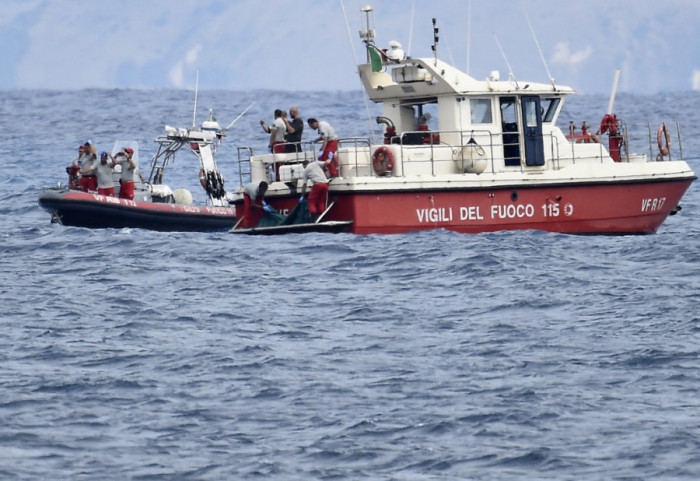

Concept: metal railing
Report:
left=236, top=121, right=687, bottom=186
left=236, top=146, right=254, bottom=186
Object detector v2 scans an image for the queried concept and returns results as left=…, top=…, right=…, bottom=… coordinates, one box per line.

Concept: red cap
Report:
left=125, top=148, right=134, bottom=154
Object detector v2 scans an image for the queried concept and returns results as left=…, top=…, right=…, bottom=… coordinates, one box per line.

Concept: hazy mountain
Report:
left=1, top=0, right=698, bottom=93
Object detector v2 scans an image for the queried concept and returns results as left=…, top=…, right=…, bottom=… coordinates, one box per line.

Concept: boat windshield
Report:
left=541, top=98, right=561, bottom=123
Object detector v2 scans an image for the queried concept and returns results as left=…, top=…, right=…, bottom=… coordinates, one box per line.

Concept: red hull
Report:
left=39, top=189, right=237, bottom=231
left=245, top=179, right=693, bottom=235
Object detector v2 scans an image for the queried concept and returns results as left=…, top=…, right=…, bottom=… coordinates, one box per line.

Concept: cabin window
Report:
left=541, top=98, right=560, bottom=123
left=525, top=101, right=538, bottom=127
left=470, top=98, right=493, bottom=124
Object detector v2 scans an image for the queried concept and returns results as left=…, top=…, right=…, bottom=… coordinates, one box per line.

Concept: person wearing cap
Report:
left=115, top=147, right=137, bottom=200
left=241, top=181, right=268, bottom=228
left=300, top=159, right=329, bottom=221
left=308, top=118, right=339, bottom=177
left=76, top=141, right=98, bottom=192
left=71, top=145, right=86, bottom=166
left=385, top=40, right=406, bottom=62
left=80, top=152, right=116, bottom=197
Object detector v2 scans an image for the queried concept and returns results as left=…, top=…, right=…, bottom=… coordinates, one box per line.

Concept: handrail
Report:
left=338, top=137, right=372, bottom=176
left=235, top=120, right=687, bottom=187
left=236, top=146, right=253, bottom=186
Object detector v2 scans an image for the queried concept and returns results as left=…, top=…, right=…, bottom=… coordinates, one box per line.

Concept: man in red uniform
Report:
left=308, top=118, right=339, bottom=177
left=300, top=160, right=329, bottom=221
left=77, top=141, right=98, bottom=192
left=242, top=181, right=269, bottom=228
left=116, top=148, right=137, bottom=200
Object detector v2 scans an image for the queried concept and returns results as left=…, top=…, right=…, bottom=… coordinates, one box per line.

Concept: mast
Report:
left=359, top=5, right=375, bottom=61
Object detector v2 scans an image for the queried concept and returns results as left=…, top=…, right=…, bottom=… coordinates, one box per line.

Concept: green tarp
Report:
left=255, top=201, right=314, bottom=228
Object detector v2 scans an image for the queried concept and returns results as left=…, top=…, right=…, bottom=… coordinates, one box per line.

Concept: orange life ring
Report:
left=657, top=124, right=670, bottom=156
left=199, top=169, right=208, bottom=190
left=372, top=147, right=394, bottom=176
left=599, top=114, right=617, bottom=135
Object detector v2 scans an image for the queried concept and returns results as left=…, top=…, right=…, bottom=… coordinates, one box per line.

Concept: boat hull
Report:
left=38, top=188, right=237, bottom=232
left=230, top=220, right=353, bottom=235
left=244, top=177, right=694, bottom=235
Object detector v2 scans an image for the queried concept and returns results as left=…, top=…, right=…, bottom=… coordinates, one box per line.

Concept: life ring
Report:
left=372, top=147, right=394, bottom=176
left=657, top=124, right=670, bottom=156
left=599, top=113, right=617, bottom=135
left=199, top=169, right=208, bottom=190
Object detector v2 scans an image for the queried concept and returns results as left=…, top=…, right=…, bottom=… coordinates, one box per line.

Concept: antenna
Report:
left=407, top=0, right=415, bottom=57
left=445, top=36, right=456, bottom=69
left=431, top=18, right=439, bottom=66
left=493, top=34, right=519, bottom=89
left=466, top=0, right=472, bottom=75
left=226, top=102, right=256, bottom=130
left=192, top=70, right=199, bottom=128
left=339, top=0, right=359, bottom=65
left=520, top=2, right=556, bottom=90
left=350, top=3, right=378, bottom=144
left=357, top=3, right=375, bottom=61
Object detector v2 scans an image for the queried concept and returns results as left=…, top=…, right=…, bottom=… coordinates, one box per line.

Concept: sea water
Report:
left=0, top=89, right=698, bottom=480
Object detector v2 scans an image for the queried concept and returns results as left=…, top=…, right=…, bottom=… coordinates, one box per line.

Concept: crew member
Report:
left=300, top=159, right=329, bottom=221
left=116, top=147, right=137, bottom=200
left=81, top=152, right=116, bottom=196
left=77, top=140, right=98, bottom=192
left=283, top=106, right=304, bottom=153
left=242, top=181, right=269, bottom=228
left=260, top=109, right=286, bottom=154
left=308, top=117, right=339, bottom=177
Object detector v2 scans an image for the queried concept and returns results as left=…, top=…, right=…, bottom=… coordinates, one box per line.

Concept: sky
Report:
left=1, top=0, right=699, bottom=94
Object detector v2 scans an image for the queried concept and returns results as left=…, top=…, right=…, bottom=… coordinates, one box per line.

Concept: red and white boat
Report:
left=39, top=111, right=238, bottom=232
left=230, top=7, right=695, bottom=235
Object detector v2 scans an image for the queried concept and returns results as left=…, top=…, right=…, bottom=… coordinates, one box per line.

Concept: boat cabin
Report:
left=356, top=52, right=574, bottom=175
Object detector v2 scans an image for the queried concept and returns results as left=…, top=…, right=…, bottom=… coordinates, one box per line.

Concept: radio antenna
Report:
left=431, top=18, right=439, bottom=66
left=342, top=1, right=377, bottom=143
left=520, top=2, right=556, bottom=90
left=339, top=0, right=358, bottom=65
left=192, top=70, right=199, bottom=128
left=493, top=34, right=519, bottom=89
left=407, top=0, right=415, bottom=57
left=466, top=0, right=472, bottom=75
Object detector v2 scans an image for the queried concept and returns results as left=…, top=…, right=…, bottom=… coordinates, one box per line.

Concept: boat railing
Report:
left=337, top=137, right=373, bottom=175
left=397, top=130, right=451, bottom=176
left=236, top=146, right=254, bottom=186
left=237, top=121, right=686, bottom=185
left=336, top=127, right=664, bottom=177
left=391, top=129, right=592, bottom=175
left=447, top=130, right=497, bottom=175
left=236, top=141, right=327, bottom=185
left=645, top=121, right=683, bottom=162
left=563, top=122, right=638, bottom=165
left=561, top=120, right=686, bottom=164
left=148, top=136, right=189, bottom=184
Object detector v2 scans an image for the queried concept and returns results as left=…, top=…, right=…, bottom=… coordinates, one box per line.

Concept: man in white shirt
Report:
left=300, top=160, right=330, bottom=221
left=260, top=109, right=287, bottom=154
left=307, top=117, right=339, bottom=177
